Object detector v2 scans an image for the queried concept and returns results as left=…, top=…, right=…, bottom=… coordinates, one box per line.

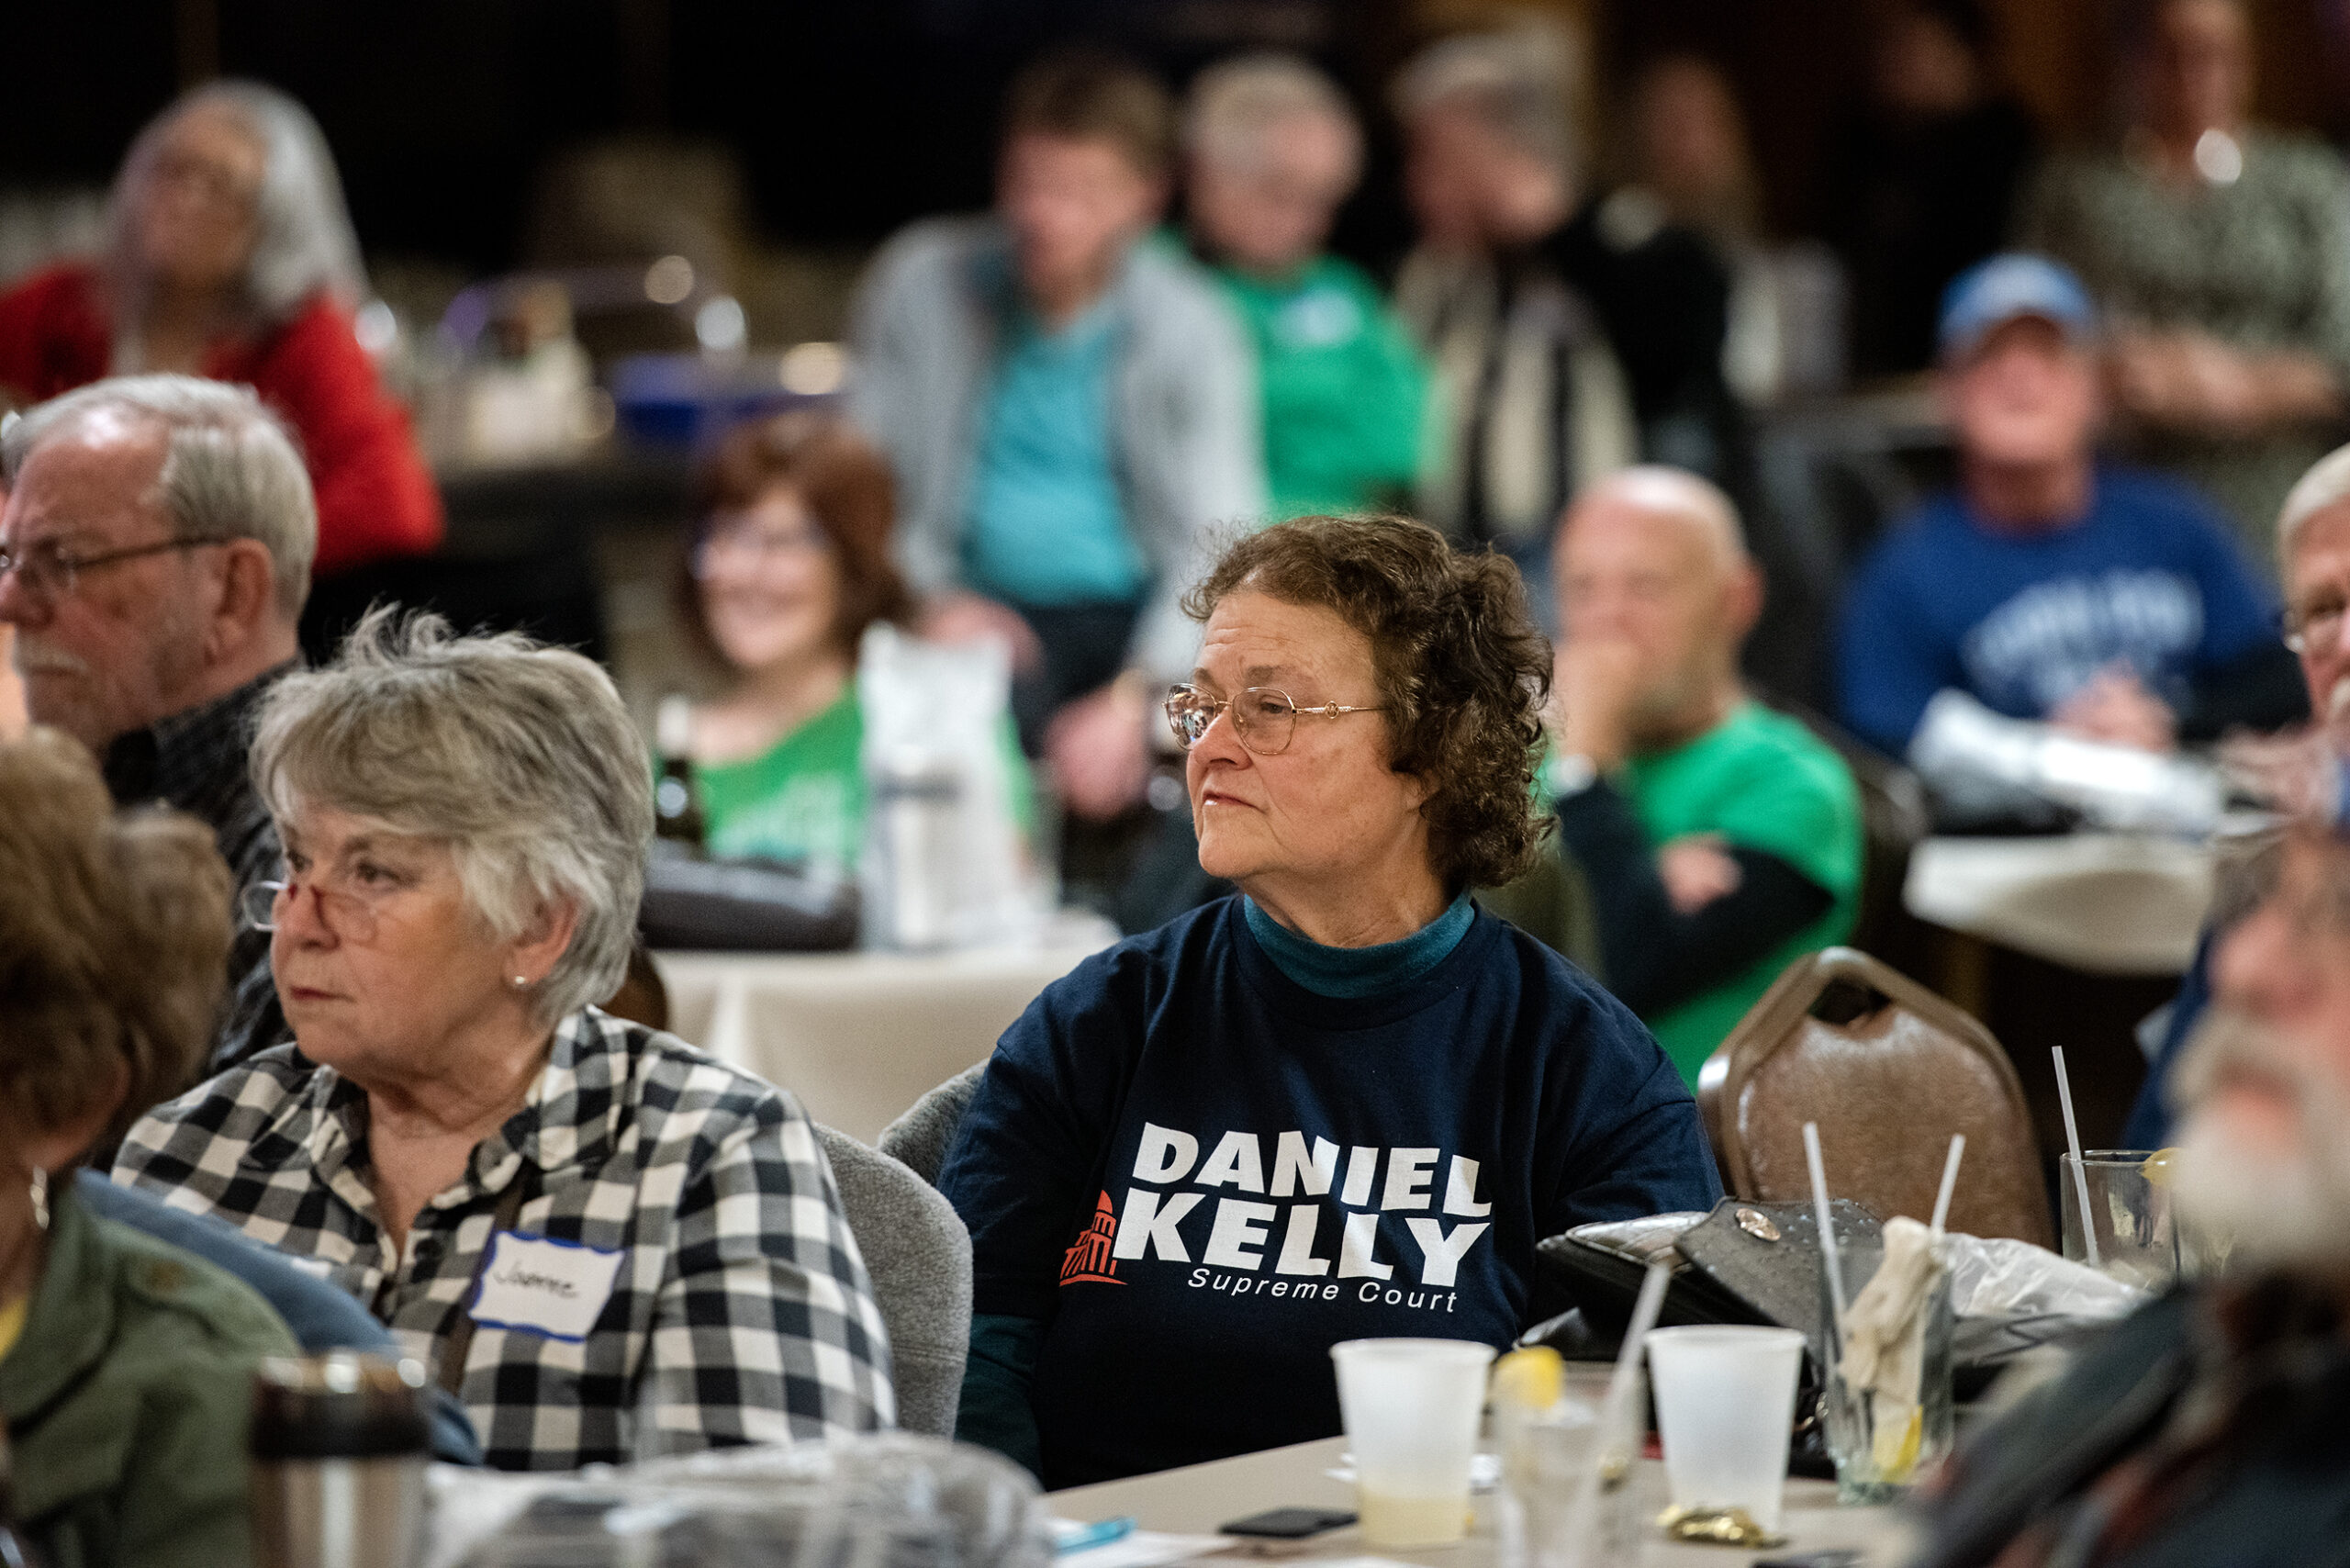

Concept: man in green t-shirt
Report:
left=1182, top=54, right=1429, bottom=518
left=1537, top=465, right=1862, bottom=1085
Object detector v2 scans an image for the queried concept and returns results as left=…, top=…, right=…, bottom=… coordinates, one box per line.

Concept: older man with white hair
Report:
left=0, top=374, right=315, bottom=1070
left=1534, top=465, right=1862, bottom=1084
left=1183, top=53, right=1428, bottom=519
left=1911, top=819, right=2350, bottom=1566
left=2123, top=439, right=2350, bottom=1147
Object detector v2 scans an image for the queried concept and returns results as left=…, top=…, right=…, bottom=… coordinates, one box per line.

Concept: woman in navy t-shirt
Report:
left=939, top=515, right=1722, bottom=1488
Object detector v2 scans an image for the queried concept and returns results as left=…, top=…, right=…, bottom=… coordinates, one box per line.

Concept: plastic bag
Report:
left=429, top=1433, right=1050, bottom=1568
left=857, top=623, right=1033, bottom=950
left=1943, top=1234, right=2146, bottom=1320
left=1942, top=1233, right=2146, bottom=1366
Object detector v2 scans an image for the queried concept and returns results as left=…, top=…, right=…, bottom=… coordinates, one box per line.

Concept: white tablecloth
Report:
left=654, top=930, right=1114, bottom=1144
left=1903, top=833, right=2216, bottom=975
left=1048, top=1431, right=1905, bottom=1566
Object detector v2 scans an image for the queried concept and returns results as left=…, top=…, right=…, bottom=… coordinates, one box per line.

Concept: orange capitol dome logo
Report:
left=1059, top=1191, right=1124, bottom=1285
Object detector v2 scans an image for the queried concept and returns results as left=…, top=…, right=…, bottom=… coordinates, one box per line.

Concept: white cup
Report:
left=1644, top=1325, right=1807, bottom=1533
left=1329, top=1337, right=1498, bottom=1548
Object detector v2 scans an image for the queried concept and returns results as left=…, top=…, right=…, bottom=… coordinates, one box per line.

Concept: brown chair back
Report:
left=1697, top=946, right=2053, bottom=1248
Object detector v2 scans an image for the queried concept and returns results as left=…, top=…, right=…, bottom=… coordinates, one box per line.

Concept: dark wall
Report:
left=0, top=0, right=1401, bottom=274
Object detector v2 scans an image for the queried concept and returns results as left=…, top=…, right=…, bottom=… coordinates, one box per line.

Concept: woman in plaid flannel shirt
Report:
left=114, top=609, right=897, bottom=1470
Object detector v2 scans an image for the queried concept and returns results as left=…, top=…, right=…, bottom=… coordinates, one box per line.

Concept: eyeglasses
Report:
left=150, top=148, right=262, bottom=214
left=690, top=521, right=831, bottom=578
left=1164, top=682, right=1384, bottom=756
left=241, top=874, right=397, bottom=944
left=2283, top=598, right=2348, bottom=655
left=0, top=535, right=228, bottom=605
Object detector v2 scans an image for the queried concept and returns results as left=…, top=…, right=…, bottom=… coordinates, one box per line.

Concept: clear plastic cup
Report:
left=1330, top=1338, right=1498, bottom=1548
left=2060, top=1150, right=2182, bottom=1291
left=1645, top=1326, right=1807, bottom=1533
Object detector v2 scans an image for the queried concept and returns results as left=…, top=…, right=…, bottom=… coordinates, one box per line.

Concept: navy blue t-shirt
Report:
left=938, top=896, right=1721, bottom=1488
left=1837, top=467, right=2279, bottom=754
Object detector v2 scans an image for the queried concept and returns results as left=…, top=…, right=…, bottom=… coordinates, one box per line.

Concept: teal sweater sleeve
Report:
left=957, top=1312, right=1046, bottom=1480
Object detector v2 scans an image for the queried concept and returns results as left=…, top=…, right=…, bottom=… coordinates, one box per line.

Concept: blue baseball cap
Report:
left=1936, top=253, right=2097, bottom=363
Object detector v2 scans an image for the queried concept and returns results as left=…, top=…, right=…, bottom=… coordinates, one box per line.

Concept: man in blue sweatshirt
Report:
left=1838, top=253, right=2300, bottom=760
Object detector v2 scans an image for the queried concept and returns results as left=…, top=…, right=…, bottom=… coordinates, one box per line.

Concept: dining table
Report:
left=652, top=922, right=1115, bottom=1143
left=1047, top=1431, right=1908, bottom=1568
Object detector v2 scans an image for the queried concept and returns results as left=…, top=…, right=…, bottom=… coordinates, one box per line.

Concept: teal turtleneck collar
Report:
left=1240, top=891, right=1475, bottom=1000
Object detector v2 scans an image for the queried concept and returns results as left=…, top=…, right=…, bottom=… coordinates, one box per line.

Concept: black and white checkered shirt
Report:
left=113, top=1008, right=897, bottom=1470
left=101, top=662, right=293, bottom=1072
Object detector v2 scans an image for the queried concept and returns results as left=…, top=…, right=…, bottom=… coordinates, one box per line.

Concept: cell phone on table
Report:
left=1219, top=1507, right=1357, bottom=1539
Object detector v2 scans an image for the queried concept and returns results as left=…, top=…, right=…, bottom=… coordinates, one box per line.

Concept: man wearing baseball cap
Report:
left=1836, top=252, right=2301, bottom=759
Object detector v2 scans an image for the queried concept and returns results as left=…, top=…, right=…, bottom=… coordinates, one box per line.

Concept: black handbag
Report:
left=1528, top=1197, right=1884, bottom=1364
left=638, top=852, right=859, bottom=951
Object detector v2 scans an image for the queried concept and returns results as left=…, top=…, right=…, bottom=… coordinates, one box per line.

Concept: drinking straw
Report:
left=1930, top=1133, right=1967, bottom=1239
left=1804, top=1121, right=1848, bottom=1348
left=2053, top=1046, right=2101, bottom=1270
left=1598, top=1260, right=1672, bottom=1473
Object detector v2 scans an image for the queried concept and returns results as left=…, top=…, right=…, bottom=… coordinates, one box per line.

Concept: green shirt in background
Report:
left=1213, top=255, right=1429, bottom=518
left=692, top=683, right=1033, bottom=870
left=1623, top=701, right=1863, bottom=1080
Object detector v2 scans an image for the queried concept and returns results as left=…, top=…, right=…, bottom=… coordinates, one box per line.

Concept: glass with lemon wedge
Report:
left=1491, top=1347, right=1610, bottom=1568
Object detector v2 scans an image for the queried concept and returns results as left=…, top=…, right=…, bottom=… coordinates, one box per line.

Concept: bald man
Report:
left=1539, top=465, right=1862, bottom=1084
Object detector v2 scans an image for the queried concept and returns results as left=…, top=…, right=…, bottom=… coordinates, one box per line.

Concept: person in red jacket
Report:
left=0, top=81, right=442, bottom=580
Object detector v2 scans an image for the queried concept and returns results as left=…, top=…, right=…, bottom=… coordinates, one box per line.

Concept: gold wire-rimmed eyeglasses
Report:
left=1163, top=682, right=1384, bottom=756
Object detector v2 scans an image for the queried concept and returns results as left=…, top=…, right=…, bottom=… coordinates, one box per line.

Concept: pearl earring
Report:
left=509, top=974, right=531, bottom=991
left=29, top=1167, right=49, bottom=1232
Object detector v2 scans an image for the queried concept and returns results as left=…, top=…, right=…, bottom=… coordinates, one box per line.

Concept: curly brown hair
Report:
left=674, top=410, right=914, bottom=668
left=1182, top=515, right=1551, bottom=890
left=0, top=728, right=232, bottom=1151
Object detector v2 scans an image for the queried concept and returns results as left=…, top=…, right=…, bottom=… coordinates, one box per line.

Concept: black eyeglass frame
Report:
left=0, top=535, right=229, bottom=600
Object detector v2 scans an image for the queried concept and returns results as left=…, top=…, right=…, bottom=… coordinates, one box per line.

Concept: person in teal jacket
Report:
left=1183, top=53, right=1430, bottom=518
left=0, top=728, right=298, bottom=1568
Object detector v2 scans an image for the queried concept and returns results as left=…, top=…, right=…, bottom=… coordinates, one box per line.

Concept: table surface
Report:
left=652, top=937, right=1112, bottom=1143
left=1048, top=1435, right=1907, bottom=1568
left=1902, top=832, right=2215, bottom=976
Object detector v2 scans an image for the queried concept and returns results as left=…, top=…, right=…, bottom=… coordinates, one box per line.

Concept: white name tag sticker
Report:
left=469, top=1231, right=625, bottom=1342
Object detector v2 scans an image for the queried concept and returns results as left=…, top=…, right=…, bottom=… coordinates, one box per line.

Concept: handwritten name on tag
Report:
left=469, top=1231, right=624, bottom=1342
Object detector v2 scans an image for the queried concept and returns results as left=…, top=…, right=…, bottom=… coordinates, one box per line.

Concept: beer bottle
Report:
left=653, top=696, right=708, bottom=852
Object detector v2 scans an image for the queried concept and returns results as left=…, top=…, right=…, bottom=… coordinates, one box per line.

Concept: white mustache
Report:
left=2172, top=1003, right=2326, bottom=1117
left=10, top=639, right=89, bottom=678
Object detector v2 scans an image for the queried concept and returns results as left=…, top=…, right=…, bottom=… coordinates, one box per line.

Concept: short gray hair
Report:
left=249, top=610, right=654, bottom=1028
left=2, top=375, right=318, bottom=617
left=1393, top=25, right=1582, bottom=178
left=107, top=80, right=367, bottom=333
left=1185, top=53, right=1361, bottom=183
left=2278, top=441, right=2350, bottom=575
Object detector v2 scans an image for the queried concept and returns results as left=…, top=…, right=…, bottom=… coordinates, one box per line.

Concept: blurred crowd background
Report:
left=4, top=0, right=2342, bottom=713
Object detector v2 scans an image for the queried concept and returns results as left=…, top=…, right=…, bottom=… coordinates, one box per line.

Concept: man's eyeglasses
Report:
left=1164, top=682, right=1384, bottom=756
left=2284, top=598, right=2349, bottom=655
left=0, top=535, right=228, bottom=604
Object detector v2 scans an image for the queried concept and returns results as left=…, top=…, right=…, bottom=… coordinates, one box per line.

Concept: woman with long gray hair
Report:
left=0, top=81, right=442, bottom=579
left=114, top=609, right=896, bottom=1470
